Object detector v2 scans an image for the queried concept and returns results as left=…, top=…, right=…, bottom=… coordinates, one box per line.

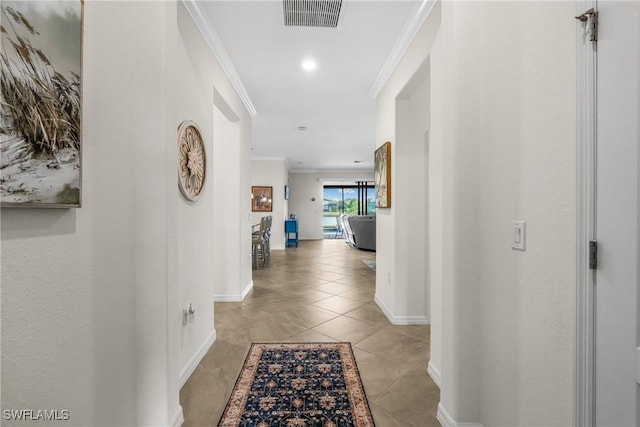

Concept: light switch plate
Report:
left=512, top=220, right=526, bottom=251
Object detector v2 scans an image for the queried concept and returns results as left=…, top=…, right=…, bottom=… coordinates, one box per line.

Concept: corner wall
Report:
left=376, top=1, right=576, bottom=425
left=175, top=0, right=254, bottom=387
left=1, top=2, right=253, bottom=425
left=374, top=4, right=441, bottom=325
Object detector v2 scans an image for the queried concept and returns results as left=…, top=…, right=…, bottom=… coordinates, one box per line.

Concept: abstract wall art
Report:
left=374, top=141, right=391, bottom=208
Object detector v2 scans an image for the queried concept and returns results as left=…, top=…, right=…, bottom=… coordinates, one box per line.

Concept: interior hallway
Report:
left=180, top=239, right=439, bottom=426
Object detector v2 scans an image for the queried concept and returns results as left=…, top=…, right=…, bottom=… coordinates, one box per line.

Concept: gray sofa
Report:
left=342, top=215, right=376, bottom=251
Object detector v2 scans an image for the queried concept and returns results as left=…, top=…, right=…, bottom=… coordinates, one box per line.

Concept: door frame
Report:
left=575, top=0, right=597, bottom=425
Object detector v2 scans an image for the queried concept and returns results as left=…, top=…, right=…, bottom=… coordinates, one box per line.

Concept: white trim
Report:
left=374, top=294, right=428, bottom=325
left=375, top=294, right=394, bottom=323
left=214, top=280, right=254, bottom=302
left=391, top=315, right=428, bottom=325
left=178, top=329, right=217, bottom=388
left=636, top=347, right=640, bottom=384
left=427, top=360, right=441, bottom=388
left=169, top=406, right=184, bottom=427
left=575, top=0, right=597, bottom=425
left=180, top=0, right=257, bottom=117
left=288, top=168, right=374, bottom=175
left=252, top=157, right=288, bottom=162
left=369, top=0, right=437, bottom=99
left=436, top=403, right=484, bottom=427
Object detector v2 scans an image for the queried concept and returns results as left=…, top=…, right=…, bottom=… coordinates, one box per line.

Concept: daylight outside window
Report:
left=322, top=184, right=375, bottom=239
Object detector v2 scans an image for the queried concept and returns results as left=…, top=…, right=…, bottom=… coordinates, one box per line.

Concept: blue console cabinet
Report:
left=285, top=219, right=298, bottom=248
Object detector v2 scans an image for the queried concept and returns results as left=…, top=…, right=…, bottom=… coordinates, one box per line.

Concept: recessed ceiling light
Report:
left=301, top=59, right=317, bottom=72
left=297, top=126, right=307, bottom=131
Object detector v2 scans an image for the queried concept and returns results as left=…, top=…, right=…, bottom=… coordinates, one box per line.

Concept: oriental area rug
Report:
left=217, top=342, right=376, bottom=427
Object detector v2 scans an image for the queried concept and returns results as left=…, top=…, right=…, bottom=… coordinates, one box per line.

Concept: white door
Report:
left=595, top=1, right=639, bottom=425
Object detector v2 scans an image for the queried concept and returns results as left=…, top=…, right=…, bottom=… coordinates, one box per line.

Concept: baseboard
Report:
left=179, top=329, right=217, bottom=388
left=392, top=314, right=429, bottom=325
left=374, top=294, right=429, bottom=325
left=374, top=294, right=394, bottom=323
left=241, top=280, right=254, bottom=299
left=427, top=360, right=442, bottom=388
left=169, top=405, right=184, bottom=427
left=214, top=280, right=254, bottom=302
left=437, top=403, right=484, bottom=427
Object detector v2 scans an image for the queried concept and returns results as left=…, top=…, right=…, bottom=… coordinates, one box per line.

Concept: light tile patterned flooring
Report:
left=180, top=239, right=440, bottom=426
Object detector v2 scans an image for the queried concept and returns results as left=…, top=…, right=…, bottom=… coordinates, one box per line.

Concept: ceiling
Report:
left=198, top=1, right=421, bottom=172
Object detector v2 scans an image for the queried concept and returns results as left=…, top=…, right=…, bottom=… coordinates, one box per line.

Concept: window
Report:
left=322, top=182, right=375, bottom=238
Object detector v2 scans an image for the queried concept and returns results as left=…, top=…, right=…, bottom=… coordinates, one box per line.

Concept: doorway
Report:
left=575, top=1, right=640, bottom=424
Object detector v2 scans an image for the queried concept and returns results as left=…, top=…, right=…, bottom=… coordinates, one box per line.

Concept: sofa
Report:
left=341, top=215, right=376, bottom=251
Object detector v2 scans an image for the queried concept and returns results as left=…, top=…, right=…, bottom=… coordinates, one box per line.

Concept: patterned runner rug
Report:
left=218, top=342, right=375, bottom=427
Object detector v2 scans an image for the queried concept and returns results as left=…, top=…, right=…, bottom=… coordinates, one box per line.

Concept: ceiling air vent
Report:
left=283, top=0, right=343, bottom=28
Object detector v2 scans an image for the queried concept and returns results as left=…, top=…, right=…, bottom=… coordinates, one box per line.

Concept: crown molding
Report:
left=252, top=157, right=288, bottom=162
left=369, top=0, right=437, bottom=100
left=181, top=0, right=257, bottom=117
left=289, top=168, right=373, bottom=175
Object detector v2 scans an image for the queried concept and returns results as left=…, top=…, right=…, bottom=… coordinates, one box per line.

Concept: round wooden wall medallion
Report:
left=177, top=121, right=206, bottom=201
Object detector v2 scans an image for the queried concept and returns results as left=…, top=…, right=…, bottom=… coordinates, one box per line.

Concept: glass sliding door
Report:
left=366, top=186, right=376, bottom=215
left=322, top=187, right=345, bottom=239
left=322, top=183, right=375, bottom=239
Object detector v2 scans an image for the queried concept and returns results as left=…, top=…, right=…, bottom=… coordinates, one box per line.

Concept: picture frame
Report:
left=1, top=1, right=83, bottom=208
left=284, top=184, right=290, bottom=200
left=252, top=186, right=273, bottom=212
left=374, top=141, right=391, bottom=208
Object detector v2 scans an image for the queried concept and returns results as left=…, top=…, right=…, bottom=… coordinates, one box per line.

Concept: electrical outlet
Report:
left=183, top=303, right=195, bottom=325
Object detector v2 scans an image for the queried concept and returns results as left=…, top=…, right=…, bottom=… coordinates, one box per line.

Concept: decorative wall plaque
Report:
left=177, top=121, right=206, bottom=201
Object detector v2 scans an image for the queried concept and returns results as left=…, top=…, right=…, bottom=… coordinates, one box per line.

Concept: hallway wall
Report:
left=1, top=2, right=252, bottom=425
left=375, top=1, right=576, bottom=425
left=374, top=3, right=441, bottom=322
left=211, top=105, right=251, bottom=303
left=176, top=3, right=253, bottom=383
left=391, top=65, right=431, bottom=324
left=439, top=2, right=575, bottom=425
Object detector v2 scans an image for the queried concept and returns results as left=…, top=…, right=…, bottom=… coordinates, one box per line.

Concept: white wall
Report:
left=428, top=31, right=444, bottom=386
left=175, top=3, right=252, bottom=379
left=288, top=171, right=374, bottom=240
left=374, top=4, right=441, bottom=325
left=377, top=1, right=576, bottom=425
left=1, top=2, right=252, bottom=425
left=211, top=104, right=252, bottom=302
left=470, top=3, right=574, bottom=424
left=391, top=64, right=431, bottom=324
left=252, top=159, right=289, bottom=250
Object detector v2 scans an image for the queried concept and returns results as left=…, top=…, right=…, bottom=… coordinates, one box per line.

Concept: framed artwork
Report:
left=1, top=1, right=83, bottom=207
left=284, top=184, right=290, bottom=200
left=252, top=186, right=273, bottom=212
left=374, top=141, right=391, bottom=208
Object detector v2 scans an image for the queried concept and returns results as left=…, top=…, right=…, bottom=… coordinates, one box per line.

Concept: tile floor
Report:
left=180, top=239, right=440, bottom=426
